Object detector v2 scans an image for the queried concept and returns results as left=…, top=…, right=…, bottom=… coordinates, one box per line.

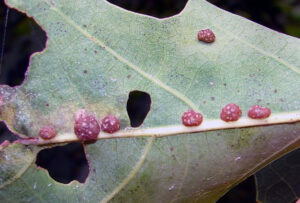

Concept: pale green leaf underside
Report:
left=0, top=0, right=299, bottom=202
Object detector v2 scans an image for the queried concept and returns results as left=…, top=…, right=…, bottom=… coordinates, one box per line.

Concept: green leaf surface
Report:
left=0, top=0, right=299, bottom=202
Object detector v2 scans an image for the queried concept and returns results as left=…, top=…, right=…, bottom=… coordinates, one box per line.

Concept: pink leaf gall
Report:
left=181, top=110, right=203, bottom=127
left=220, top=103, right=242, bottom=122
left=198, top=29, right=215, bottom=43
left=39, top=126, right=56, bottom=140
left=248, top=105, right=271, bottom=119
left=101, top=115, right=120, bottom=133
left=74, top=109, right=100, bottom=141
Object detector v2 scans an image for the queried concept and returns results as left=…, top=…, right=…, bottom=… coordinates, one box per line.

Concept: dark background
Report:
left=0, top=0, right=299, bottom=202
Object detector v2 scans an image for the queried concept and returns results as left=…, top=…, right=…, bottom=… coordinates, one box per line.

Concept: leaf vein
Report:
left=44, top=0, right=198, bottom=110
left=100, top=136, right=155, bottom=203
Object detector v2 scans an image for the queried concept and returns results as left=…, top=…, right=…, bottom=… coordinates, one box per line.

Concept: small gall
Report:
left=248, top=105, right=271, bottom=119
left=182, top=110, right=203, bottom=127
left=39, top=126, right=56, bottom=140
left=220, top=103, right=242, bottom=122
left=198, top=29, right=215, bottom=43
left=74, top=109, right=100, bottom=141
left=101, top=115, right=120, bottom=133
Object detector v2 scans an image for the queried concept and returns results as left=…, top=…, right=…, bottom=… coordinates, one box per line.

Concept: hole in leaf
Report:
left=217, top=175, right=256, bottom=203
left=127, top=90, right=151, bottom=127
left=0, top=122, right=18, bottom=144
left=106, top=0, right=188, bottom=18
left=35, top=143, right=89, bottom=184
left=0, top=2, right=47, bottom=86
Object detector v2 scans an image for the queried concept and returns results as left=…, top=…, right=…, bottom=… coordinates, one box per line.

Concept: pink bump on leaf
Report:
left=101, top=115, right=120, bottom=133
left=198, top=29, right=215, bottom=43
left=74, top=109, right=100, bottom=141
left=220, top=103, right=242, bottom=122
left=39, top=126, right=56, bottom=140
left=182, top=110, right=203, bottom=127
left=248, top=105, right=271, bottom=119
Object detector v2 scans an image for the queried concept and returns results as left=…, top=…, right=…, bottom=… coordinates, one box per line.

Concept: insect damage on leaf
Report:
left=181, top=110, right=203, bottom=126
left=74, top=109, right=100, bottom=141
left=220, top=103, right=242, bottom=122
left=101, top=115, right=120, bottom=133
left=248, top=105, right=271, bottom=119
left=39, top=126, right=56, bottom=140
left=198, top=29, right=215, bottom=43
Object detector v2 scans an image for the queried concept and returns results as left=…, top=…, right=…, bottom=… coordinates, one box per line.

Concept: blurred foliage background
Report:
left=0, top=0, right=299, bottom=202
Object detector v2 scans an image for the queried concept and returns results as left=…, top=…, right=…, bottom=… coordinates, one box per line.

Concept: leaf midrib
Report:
left=18, top=111, right=300, bottom=145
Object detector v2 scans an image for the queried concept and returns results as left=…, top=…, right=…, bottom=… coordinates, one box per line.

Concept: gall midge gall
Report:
left=74, top=109, right=100, bottom=141
left=181, top=110, right=203, bottom=127
left=198, top=29, right=215, bottom=43
left=220, top=103, right=242, bottom=122
left=39, top=126, right=56, bottom=140
left=248, top=105, right=271, bottom=119
left=101, top=115, right=120, bottom=133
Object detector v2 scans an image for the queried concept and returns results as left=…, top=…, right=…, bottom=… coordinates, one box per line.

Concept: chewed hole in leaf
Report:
left=106, top=0, right=188, bottom=18
left=0, top=3, right=47, bottom=86
left=127, top=90, right=151, bottom=127
left=35, top=143, right=89, bottom=184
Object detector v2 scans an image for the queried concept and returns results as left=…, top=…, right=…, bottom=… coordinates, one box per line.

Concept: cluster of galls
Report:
left=73, top=109, right=120, bottom=141
left=38, top=29, right=272, bottom=138
left=182, top=104, right=271, bottom=127
left=39, top=109, right=120, bottom=141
